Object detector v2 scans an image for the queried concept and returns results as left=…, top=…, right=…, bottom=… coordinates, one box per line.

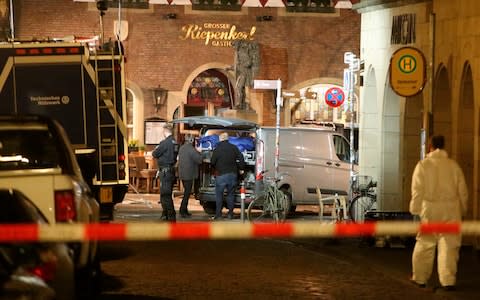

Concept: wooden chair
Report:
left=134, top=156, right=157, bottom=193
left=317, top=187, right=347, bottom=222
left=128, top=154, right=138, bottom=191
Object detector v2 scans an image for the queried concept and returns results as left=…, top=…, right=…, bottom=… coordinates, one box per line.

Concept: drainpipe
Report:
left=9, top=0, right=14, bottom=40
left=422, top=12, right=435, bottom=160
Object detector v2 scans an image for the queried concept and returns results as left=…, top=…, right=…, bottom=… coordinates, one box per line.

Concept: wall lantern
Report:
left=153, top=87, right=168, bottom=112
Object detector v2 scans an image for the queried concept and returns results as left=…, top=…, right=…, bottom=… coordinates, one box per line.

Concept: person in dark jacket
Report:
left=210, top=132, right=245, bottom=220
left=152, top=123, right=178, bottom=222
left=178, top=134, right=202, bottom=218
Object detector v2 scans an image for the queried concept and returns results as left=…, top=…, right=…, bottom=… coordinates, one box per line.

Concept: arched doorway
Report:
left=284, top=78, right=357, bottom=142
left=290, top=84, right=350, bottom=124
left=458, top=63, right=475, bottom=220
left=185, top=69, right=234, bottom=117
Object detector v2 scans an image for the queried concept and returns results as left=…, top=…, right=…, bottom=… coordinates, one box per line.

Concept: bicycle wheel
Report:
left=272, top=188, right=288, bottom=222
left=247, top=194, right=274, bottom=222
left=348, top=195, right=376, bottom=223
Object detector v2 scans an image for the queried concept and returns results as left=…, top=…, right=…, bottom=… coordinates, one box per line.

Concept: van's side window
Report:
left=333, top=135, right=350, bottom=163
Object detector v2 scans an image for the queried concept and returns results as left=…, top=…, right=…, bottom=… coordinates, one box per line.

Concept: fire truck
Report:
left=0, top=40, right=129, bottom=220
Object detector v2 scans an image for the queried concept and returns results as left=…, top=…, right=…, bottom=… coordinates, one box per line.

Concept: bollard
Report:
left=240, top=181, right=246, bottom=222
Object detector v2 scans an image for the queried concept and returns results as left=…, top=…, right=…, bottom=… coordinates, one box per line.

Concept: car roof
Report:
left=171, top=116, right=257, bottom=129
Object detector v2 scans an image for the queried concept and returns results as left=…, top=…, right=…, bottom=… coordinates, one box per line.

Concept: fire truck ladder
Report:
left=94, top=48, right=120, bottom=182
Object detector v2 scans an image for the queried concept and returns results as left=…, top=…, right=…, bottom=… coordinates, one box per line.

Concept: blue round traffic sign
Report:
left=325, top=87, right=345, bottom=108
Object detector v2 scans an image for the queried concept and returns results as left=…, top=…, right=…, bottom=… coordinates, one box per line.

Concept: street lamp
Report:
left=152, top=87, right=168, bottom=113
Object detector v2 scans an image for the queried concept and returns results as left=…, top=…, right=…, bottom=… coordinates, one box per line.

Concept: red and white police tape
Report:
left=1, top=221, right=480, bottom=242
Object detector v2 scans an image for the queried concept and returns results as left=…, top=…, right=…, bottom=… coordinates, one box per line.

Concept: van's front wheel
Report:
left=280, top=187, right=295, bottom=215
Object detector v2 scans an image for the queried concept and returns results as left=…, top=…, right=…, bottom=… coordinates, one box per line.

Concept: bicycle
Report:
left=348, top=175, right=377, bottom=223
left=247, top=173, right=288, bottom=223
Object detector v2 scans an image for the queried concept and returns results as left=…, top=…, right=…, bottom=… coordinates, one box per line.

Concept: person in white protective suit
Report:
left=409, top=135, right=468, bottom=291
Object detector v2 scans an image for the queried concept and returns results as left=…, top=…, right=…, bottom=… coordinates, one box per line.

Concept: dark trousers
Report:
left=193, top=177, right=200, bottom=198
left=180, top=179, right=193, bottom=214
left=215, top=173, right=237, bottom=218
left=159, top=168, right=176, bottom=222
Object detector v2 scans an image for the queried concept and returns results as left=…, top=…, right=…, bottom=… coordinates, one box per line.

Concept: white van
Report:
left=172, top=116, right=356, bottom=214
left=256, top=126, right=354, bottom=212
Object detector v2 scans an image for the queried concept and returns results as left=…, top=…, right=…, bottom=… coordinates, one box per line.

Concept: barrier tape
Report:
left=0, top=221, right=478, bottom=242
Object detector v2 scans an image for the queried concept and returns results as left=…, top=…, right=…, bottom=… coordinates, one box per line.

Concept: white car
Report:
left=0, top=115, right=101, bottom=298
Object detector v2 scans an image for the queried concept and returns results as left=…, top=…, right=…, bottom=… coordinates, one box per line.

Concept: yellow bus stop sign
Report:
left=389, top=47, right=426, bottom=97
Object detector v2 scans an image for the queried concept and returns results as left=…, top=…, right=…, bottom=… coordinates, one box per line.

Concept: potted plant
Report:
left=138, top=144, right=145, bottom=155
left=128, top=139, right=139, bottom=153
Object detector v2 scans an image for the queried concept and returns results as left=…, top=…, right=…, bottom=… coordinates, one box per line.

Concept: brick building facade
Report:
left=13, top=0, right=360, bottom=144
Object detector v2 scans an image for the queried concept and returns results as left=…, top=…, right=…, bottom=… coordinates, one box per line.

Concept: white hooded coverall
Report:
left=410, top=149, right=468, bottom=287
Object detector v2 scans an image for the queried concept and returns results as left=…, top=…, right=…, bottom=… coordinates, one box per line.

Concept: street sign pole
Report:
left=349, top=68, right=354, bottom=176
left=274, top=79, right=282, bottom=180
left=344, top=52, right=359, bottom=201
left=253, top=79, right=283, bottom=180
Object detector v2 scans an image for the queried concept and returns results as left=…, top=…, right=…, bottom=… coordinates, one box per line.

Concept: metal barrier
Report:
left=0, top=221, right=478, bottom=242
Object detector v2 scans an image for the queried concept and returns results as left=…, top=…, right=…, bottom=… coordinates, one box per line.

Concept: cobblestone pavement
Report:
left=294, top=238, right=480, bottom=300
left=106, top=193, right=480, bottom=299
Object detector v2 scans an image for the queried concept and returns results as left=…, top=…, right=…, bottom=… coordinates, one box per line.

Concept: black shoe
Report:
left=180, top=212, right=192, bottom=218
left=227, top=214, right=234, bottom=220
left=160, top=215, right=167, bottom=221
left=437, top=286, right=456, bottom=292
left=210, top=216, right=223, bottom=221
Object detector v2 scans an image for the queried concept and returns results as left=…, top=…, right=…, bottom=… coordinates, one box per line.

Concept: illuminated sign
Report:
left=389, top=47, right=426, bottom=97
left=180, top=23, right=256, bottom=47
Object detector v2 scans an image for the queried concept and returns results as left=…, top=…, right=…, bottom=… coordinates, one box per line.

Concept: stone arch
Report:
left=432, top=65, right=452, bottom=153
left=381, top=70, right=403, bottom=211
left=359, top=66, right=379, bottom=178
left=290, top=77, right=344, bottom=90
left=458, top=62, right=475, bottom=220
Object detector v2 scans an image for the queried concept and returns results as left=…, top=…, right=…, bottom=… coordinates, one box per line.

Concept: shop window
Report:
left=192, top=0, right=242, bottom=11
left=284, top=0, right=335, bottom=13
